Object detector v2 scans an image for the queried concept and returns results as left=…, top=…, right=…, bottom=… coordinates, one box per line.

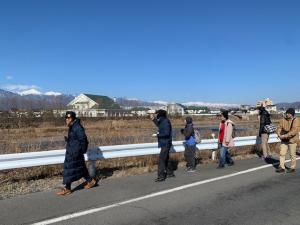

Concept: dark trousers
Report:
left=158, top=145, right=174, bottom=179
left=184, top=145, right=196, bottom=169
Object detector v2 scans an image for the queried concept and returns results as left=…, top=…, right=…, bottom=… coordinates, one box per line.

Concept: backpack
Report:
left=232, top=124, right=236, bottom=139
left=226, top=122, right=236, bottom=139
left=194, top=129, right=201, bottom=144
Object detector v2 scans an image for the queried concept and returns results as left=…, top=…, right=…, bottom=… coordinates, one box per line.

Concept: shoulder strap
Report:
left=226, top=121, right=233, bottom=127
left=289, top=118, right=296, bottom=131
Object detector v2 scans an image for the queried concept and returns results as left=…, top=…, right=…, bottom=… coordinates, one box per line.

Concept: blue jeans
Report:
left=219, top=145, right=233, bottom=167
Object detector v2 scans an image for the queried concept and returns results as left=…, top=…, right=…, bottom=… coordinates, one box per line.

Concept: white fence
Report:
left=0, top=134, right=288, bottom=171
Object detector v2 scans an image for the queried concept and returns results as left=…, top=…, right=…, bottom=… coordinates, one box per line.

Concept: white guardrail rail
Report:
left=0, top=133, right=297, bottom=171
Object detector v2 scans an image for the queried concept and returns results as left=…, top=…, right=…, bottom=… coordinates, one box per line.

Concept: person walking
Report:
left=57, top=111, right=97, bottom=196
left=217, top=111, right=235, bottom=168
left=181, top=117, right=196, bottom=172
left=150, top=109, right=174, bottom=182
left=276, top=108, right=299, bottom=173
left=258, top=106, right=273, bottom=160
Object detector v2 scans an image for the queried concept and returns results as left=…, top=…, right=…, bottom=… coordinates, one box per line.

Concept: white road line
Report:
left=32, top=158, right=299, bottom=225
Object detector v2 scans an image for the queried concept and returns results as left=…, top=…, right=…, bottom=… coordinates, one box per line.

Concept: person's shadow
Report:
left=264, top=157, right=280, bottom=169
left=169, top=145, right=179, bottom=172
left=71, top=167, right=113, bottom=193
left=254, top=136, right=280, bottom=169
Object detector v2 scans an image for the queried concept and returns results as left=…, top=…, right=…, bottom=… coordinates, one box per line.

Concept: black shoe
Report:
left=276, top=168, right=285, bottom=173
left=167, top=174, right=175, bottom=178
left=217, top=165, right=225, bottom=169
left=286, top=168, right=296, bottom=173
left=155, top=177, right=165, bottom=182
left=228, top=162, right=234, bottom=166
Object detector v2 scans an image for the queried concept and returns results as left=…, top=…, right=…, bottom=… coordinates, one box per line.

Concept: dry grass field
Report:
left=0, top=115, right=296, bottom=199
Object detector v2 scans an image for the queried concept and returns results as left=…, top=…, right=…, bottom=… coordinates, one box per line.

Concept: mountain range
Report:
left=116, top=97, right=164, bottom=108
left=2, top=88, right=298, bottom=111
left=0, top=89, right=74, bottom=110
left=276, top=102, right=300, bottom=109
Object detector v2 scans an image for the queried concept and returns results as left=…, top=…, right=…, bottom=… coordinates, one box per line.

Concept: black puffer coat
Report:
left=63, top=119, right=89, bottom=185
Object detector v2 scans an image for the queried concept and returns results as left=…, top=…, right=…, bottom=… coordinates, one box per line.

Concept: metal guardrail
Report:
left=0, top=134, right=290, bottom=171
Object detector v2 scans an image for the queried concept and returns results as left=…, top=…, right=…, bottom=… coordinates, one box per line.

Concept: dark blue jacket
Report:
left=153, top=117, right=172, bottom=148
left=63, top=119, right=89, bottom=185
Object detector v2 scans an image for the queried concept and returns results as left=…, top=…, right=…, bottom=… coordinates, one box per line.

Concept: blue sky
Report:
left=0, top=0, right=299, bottom=104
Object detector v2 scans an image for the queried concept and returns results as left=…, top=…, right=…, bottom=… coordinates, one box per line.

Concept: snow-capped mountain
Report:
left=116, top=97, right=165, bottom=108
left=183, top=102, right=240, bottom=109
left=0, top=89, right=18, bottom=97
left=44, top=91, right=62, bottom=96
left=117, top=97, right=240, bottom=109
left=15, top=88, right=62, bottom=96
left=0, top=87, right=243, bottom=111
left=0, top=88, right=73, bottom=110
left=19, top=88, right=43, bottom=96
left=153, top=100, right=168, bottom=106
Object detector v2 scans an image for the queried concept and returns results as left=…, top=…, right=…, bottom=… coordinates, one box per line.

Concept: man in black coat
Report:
left=150, top=110, right=174, bottom=182
left=57, top=111, right=96, bottom=196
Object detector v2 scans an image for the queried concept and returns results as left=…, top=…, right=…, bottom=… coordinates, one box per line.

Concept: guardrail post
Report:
left=211, top=151, right=216, bottom=161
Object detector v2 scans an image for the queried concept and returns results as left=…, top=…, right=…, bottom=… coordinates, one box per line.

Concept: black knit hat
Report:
left=286, top=108, right=295, bottom=116
left=65, top=111, right=76, bottom=119
left=186, top=117, right=193, bottom=124
left=221, top=110, right=229, bottom=120
left=156, top=109, right=167, bottom=119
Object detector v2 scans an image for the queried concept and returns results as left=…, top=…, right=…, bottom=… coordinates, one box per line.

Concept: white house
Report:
left=54, top=93, right=132, bottom=118
left=167, top=103, right=186, bottom=116
left=67, top=93, right=119, bottom=110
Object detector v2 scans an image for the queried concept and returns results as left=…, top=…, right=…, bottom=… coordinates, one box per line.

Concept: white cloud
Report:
left=5, top=75, right=13, bottom=80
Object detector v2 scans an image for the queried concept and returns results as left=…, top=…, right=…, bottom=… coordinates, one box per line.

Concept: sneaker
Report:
left=286, top=168, right=296, bottom=173
left=155, top=177, right=165, bottom=182
left=84, top=179, right=97, bottom=189
left=276, top=168, right=285, bottom=173
left=217, top=165, right=225, bottom=169
left=187, top=168, right=196, bottom=173
left=56, top=188, right=72, bottom=196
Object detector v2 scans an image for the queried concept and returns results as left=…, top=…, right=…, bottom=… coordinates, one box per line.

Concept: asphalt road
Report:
left=1, top=156, right=300, bottom=225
